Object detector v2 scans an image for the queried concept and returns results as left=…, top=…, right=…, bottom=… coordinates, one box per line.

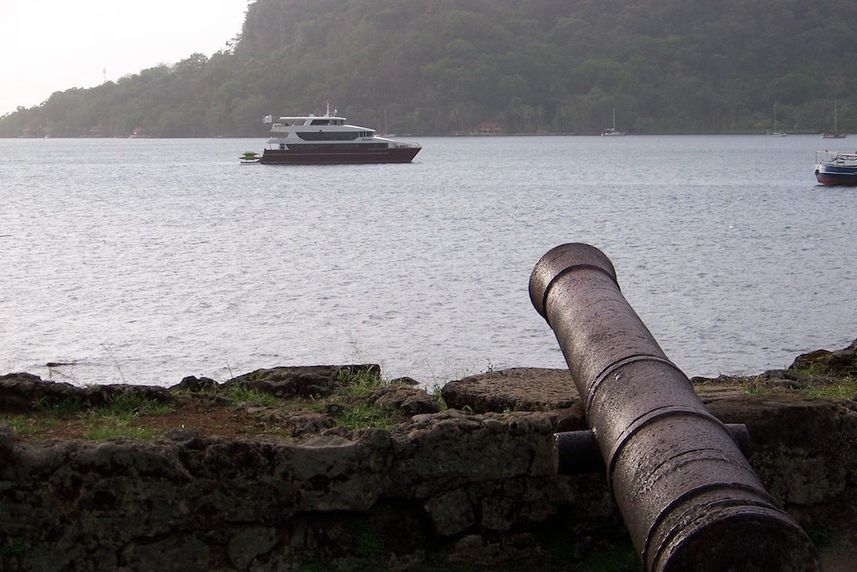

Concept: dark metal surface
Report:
left=530, top=243, right=820, bottom=571
left=555, top=424, right=751, bottom=474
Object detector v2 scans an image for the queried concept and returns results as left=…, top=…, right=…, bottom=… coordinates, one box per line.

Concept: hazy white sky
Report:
left=0, top=0, right=249, bottom=115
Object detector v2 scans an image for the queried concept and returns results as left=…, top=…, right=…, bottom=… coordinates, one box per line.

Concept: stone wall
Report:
left=1, top=363, right=856, bottom=571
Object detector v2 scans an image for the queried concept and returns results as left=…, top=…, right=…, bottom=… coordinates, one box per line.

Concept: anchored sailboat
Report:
left=822, top=102, right=847, bottom=139
left=601, top=108, right=625, bottom=136
left=767, top=105, right=787, bottom=136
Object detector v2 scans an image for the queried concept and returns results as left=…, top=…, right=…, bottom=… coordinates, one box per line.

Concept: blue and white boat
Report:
left=815, top=151, right=857, bottom=186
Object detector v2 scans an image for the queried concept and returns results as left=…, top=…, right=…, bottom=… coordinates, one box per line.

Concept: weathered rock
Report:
left=0, top=426, right=13, bottom=462
left=228, top=527, right=279, bottom=569
left=790, top=339, right=857, bottom=374
left=791, top=349, right=833, bottom=369
left=388, top=410, right=567, bottom=500
left=122, top=534, right=213, bottom=571
left=706, top=394, right=857, bottom=506
left=446, top=533, right=539, bottom=566
left=441, top=368, right=578, bottom=413
left=772, top=378, right=806, bottom=390
left=0, top=373, right=171, bottom=412
left=371, top=385, right=440, bottom=415
left=174, top=375, right=218, bottom=392
left=828, top=347, right=857, bottom=372
left=0, top=373, right=47, bottom=411
left=225, top=364, right=381, bottom=398
left=388, top=376, right=420, bottom=386
left=282, top=411, right=336, bottom=436
left=164, top=427, right=203, bottom=443
left=424, top=488, right=475, bottom=535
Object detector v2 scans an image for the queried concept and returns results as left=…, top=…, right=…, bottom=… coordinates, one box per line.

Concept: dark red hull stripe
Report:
left=816, top=172, right=857, bottom=186
left=260, top=147, right=420, bottom=165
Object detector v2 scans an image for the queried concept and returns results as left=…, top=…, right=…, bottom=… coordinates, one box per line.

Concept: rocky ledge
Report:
left=1, top=342, right=857, bottom=571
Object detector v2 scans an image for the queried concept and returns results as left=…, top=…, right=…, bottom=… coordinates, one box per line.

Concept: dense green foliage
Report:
left=3, top=0, right=856, bottom=136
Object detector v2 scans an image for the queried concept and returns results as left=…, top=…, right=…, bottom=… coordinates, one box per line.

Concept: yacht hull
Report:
left=260, top=146, right=420, bottom=165
left=815, top=165, right=857, bottom=186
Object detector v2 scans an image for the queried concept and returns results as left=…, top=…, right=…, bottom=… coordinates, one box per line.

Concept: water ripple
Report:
left=1, top=136, right=854, bottom=385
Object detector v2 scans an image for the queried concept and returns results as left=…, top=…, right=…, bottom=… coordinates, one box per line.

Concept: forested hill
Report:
left=3, top=0, right=857, bottom=137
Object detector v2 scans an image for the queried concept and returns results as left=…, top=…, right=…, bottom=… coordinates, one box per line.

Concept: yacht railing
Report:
left=816, top=150, right=857, bottom=164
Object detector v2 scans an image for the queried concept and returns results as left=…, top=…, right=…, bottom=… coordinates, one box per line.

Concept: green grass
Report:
left=736, top=367, right=857, bottom=401
left=740, top=375, right=767, bottom=396
left=319, top=368, right=398, bottom=430
left=3, top=392, right=173, bottom=440
left=33, top=394, right=85, bottom=417
left=334, top=404, right=395, bottom=430
left=336, top=367, right=387, bottom=398
left=802, top=378, right=857, bottom=400
left=430, top=383, right=448, bottom=411
left=79, top=394, right=172, bottom=440
left=790, top=361, right=857, bottom=399
left=32, top=392, right=172, bottom=418
left=102, top=393, right=173, bottom=416
left=221, top=385, right=280, bottom=408
left=1, top=415, right=57, bottom=437
left=792, top=361, right=833, bottom=378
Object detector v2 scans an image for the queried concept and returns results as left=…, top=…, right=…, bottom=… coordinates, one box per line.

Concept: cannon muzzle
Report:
left=530, top=243, right=819, bottom=571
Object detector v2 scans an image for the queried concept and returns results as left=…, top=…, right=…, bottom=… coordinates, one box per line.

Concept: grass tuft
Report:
left=334, top=404, right=395, bottom=431
left=83, top=417, right=156, bottom=440
left=1, top=415, right=58, bottom=438
left=740, top=375, right=767, bottom=396
left=103, top=393, right=173, bottom=416
left=429, top=383, right=447, bottom=411
left=336, top=367, right=387, bottom=398
left=222, top=385, right=279, bottom=408
left=792, top=361, right=832, bottom=378
left=34, top=395, right=85, bottom=417
left=4, top=391, right=173, bottom=440
left=802, top=378, right=857, bottom=400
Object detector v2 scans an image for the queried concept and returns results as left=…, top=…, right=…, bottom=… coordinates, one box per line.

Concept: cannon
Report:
left=529, top=243, right=820, bottom=571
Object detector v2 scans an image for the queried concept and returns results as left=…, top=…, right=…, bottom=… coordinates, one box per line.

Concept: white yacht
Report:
left=258, top=106, right=421, bottom=165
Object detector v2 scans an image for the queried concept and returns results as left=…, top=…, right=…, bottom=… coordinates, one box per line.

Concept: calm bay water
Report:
left=1, top=135, right=855, bottom=386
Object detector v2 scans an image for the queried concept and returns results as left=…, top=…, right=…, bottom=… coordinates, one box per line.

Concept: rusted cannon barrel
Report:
left=530, top=243, right=819, bottom=571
